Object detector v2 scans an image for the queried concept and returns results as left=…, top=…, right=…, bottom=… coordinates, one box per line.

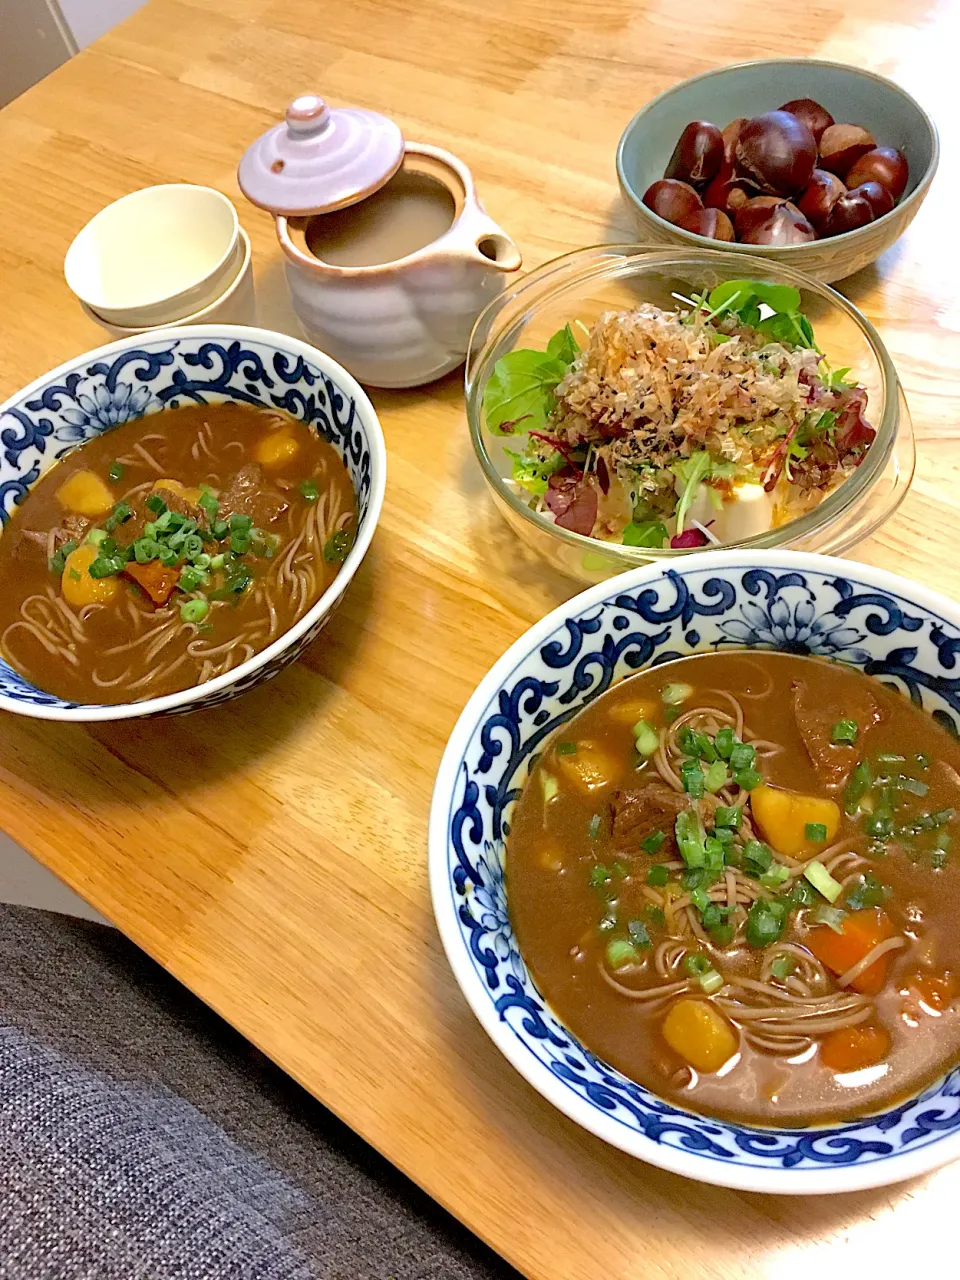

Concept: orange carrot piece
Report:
left=911, top=970, right=957, bottom=1013
left=807, top=908, right=895, bottom=995
left=820, top=1023, right=891, bottom=1073
left=123, top=559, right=180, bottom=606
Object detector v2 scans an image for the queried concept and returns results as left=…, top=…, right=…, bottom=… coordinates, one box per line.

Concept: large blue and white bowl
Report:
left=430, top=550, right=960, bottom=1192
left=0, top=326, right=385, bottom=720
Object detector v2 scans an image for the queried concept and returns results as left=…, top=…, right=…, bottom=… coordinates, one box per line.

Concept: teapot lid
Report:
left=237, top=94, right=404, bottom=217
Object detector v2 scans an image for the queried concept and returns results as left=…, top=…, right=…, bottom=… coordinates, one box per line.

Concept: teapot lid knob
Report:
left=237, top=93, right=404, bottom=218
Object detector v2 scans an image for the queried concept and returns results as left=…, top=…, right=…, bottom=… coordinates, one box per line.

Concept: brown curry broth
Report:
left=0, top=403, right=353, bottom=703
left=506, top=652, right=960, bottom=1127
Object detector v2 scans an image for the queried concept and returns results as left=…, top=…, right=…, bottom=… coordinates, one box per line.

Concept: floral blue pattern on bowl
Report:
left=0, top=325, right=385, bottom=721
left=429, top=550, right=960, bottom=1192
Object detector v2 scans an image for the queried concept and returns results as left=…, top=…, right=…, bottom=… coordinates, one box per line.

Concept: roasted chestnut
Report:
left=665, top=121, right=725, bottom=186
left=721, top=117, right=747, bottom=165
left=736, top=111, right=817, bottom=196
left=778, top=97, right=835, bottom=144
left=734, top=195, right=786, bottom=239
left=676, top=207, right=736, bottom=241
left=739, top=201, right=816, bottom=246
left=844, top=146, right=909, bottom=200
left=641, top=178, right=703, bottom=224
left=702, top=160, right=754, bottom=217
left=824, top=189, right=875, bottom=236
left=818, top=124, right=876, bottom=177
left=851, top=180, right=894, bottom=219
left=796, top=169, right=846, bottom=232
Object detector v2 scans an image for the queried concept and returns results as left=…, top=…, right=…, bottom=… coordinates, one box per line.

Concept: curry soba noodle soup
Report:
left=0, top=402, right=356, bottom=704
left=507, top=652, right=960, bottom=1127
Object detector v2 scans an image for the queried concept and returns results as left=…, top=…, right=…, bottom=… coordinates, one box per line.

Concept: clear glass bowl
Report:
left=465, top=246, right=915, bottom=585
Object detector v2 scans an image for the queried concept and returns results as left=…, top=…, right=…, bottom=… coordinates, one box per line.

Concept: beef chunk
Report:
left=153, top=485, right=202, bottom=521
left=793, top=669, right=882, bottom=788
left=611, top=782, right=691, bottom=852
left=219, top=464, right=289, bottom=527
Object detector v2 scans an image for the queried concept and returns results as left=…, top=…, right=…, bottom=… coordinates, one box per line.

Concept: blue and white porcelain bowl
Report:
left=430, top=549, right=960, bottom=1192
left=0, top=325, right=385, bottom=721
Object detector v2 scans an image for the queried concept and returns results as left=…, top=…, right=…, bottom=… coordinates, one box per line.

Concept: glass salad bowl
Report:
left=464, top=245, right=914, bottom=584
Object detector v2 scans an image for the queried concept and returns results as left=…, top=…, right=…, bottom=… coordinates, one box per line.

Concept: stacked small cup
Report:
left=64, top=185, right=256, bottom=337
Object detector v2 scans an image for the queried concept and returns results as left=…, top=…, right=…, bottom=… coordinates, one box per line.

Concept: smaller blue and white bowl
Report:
left=430, top=549, right=960, bottom=1192
left=0, top=325, right=386, bottom=720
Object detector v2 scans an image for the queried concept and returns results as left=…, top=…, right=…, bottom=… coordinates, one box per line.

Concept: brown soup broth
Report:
left=506, top=652, right=960, bottom=1127
left=0, top=402, right=356, bottom=704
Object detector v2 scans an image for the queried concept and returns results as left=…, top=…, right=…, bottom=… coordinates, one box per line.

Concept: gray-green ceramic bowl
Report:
left=617, top=59, right=939, bottom=283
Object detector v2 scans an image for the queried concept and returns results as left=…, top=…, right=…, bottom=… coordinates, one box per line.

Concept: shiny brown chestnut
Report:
left=844, top=146, right=909, bottom=200
left=734, top=195, right=786, bottom=239
left=778, top=97, right=835, bottom=144
left=736, top=111, right=817, bottom=196
left=740, top=201, right=816, bottom=246
left=721, top=117, right=747, bottom=165
left=665, top=121, right=725, bottom=186
left=702, top=160, right=753, bottom=217
left=824, top=189, right=875, bottom=236
left=796, top=169, right=846, bottom=232
left=676, top=207, right=736, bottom=241
left=851, top=180, right=894, bottom=219
left=641, top=178, right=703, bottom=224
left=818, top=124, right=876, bottom=177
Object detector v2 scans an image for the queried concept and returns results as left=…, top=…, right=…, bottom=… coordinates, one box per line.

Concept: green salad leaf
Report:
left=482, top=325, right=581, bottom=435
left=505, top=447, right=566, bottom=496
left=701, top=279, right=819, bottom=352
left=820, top=362, right=855, bottom=390
left=622, top=519, right=669, bottom=548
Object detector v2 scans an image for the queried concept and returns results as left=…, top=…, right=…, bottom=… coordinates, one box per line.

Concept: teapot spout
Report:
left=470, top=225, right=522, bottom=272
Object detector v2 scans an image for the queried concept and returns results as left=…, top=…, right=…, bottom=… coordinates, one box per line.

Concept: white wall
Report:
left=57, top=0, right=148, bottom=48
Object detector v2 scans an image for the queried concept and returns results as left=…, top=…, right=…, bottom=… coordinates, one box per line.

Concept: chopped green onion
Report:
left=108, top=461, right=125, bottom=483
left=589, top=864, right=611, bottom=889
left=606, top=939, right=638, bottom=969
left=845, top=872, right=890, bottom=911
left=633, top=720, right=659, bottom=758
left=759, top=863, right=790, bottom=889
left=864, top=808, right=894, bottom=840
left=88, top=554, right=126, bottom=578
left=588, top=814, right=602, bottom=840
left=84, top=528, right=108, bottom=548
left=785, top=877, right=817, bottom=909
left=745, top=899, right=787, bottom=948
left=663, top=705, right=681, bottom=724
left=211, top=518, right=229, bottom=540
left=699, top=969, right=724, bottom=995
left=932, top=848, right=949, bottom=870
left=703, top=838, right=725, bottom=872
left=179, top=598, right=209, bottom=624
left=675, top=810, right=706, bottom=868
left=210, top=553, right=226, bottom=571
left=685, top=953, right=711, bottom=977
left=914, top=752, right=930, bottom=769
left=662, top=682, right=693, bottom=706
left=877, top=753, right=906, bottom=766
left=805, top=822, right=828, bottom=843
left=677, top=726, right=717, bottom=762
left=700, top=902, right=730, bottom=932
left=133, top=537, right=160, bottom=563
left=830, top=719, right=859, bottom=745
left=611, top=861, right=628, bottom=879
left=936, top=829, right=953, bottom=852
left=541, top=774, right=558, bottom=804
left=714, top=806, right=741, bottom=829
left=49, top=539, right=80, bottom=574
left=680, top=759, right=705, bottom=797
left=896, top=775, right=929, bottom=797
left=729, top=742, right=756, bottom=772
left=742, top=840, right=773, bottom=873
left=646, top=864, right=669, bottom=887
left=641, top=830, right=666, bottom=855
left=299, top=480, right=320, bottom=502
left=770, top=955, right=795, bottom=981
left=644, top=905, right=666, bottom=928
left=324, top=531, right=352, bottom=563
left=627, top=919, right=652, bottom=949
left=690, top=887, right=711, bottom=913
left=844, top=761, right=874, bottom=815
left=811, top=903, right=847, bottom=933
left=933, top=808, right=955, bottom=827
left=229, top=512, right=253, bottom=534
left=598, top=910, right=616, bottom=932
left=714, top=726, right=736, bottom=759
left=178, top=565, right=207, bottom=593
left=804, top=859, right=842, bottom=903
left=733, top=767, right=763, bottom=792
left=198, top=491, right=219, bottom=520
left=104, top=501, right=134, bottom=532
left=144, top=493, right=166, bottom=516
left=555, top=741, right=577, bottom=756
left=704, top=760, right=729, bottom=793
left=682, top=867, right=714, bottom=890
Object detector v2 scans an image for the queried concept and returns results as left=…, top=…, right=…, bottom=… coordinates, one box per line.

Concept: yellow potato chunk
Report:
left=751, top=783, right=840, bottom=858
left=57, top=469, right=114, bottom=517
left=554, top=741, right=622, bottom=794
left=662, top=1000, right=738, bottom=1074
left=61, top=544, right=121, bottom=607
left=153, top=478, right=203, bottom=504
left=256, top=429, right=300, bottom=468
left=604, top=698, right=657, bottom=726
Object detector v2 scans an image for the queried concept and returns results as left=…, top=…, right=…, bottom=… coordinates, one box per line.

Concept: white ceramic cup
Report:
left=79, top=227, right=256, bottom=338
left=64, top=184, right=241, bottom=327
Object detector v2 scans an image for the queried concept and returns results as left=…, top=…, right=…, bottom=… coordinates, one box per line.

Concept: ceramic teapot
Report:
left=239, top=95, right=522, bottom=388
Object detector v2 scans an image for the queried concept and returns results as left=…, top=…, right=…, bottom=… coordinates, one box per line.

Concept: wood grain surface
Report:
left=1, top=2, right=959, bottom=1276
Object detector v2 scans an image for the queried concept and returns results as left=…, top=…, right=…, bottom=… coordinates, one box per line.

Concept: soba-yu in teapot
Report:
left=238, top=95, right=522, bottom=388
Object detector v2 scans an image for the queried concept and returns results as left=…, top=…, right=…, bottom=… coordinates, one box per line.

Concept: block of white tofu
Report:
left=682, top=483, right=776, bottom=543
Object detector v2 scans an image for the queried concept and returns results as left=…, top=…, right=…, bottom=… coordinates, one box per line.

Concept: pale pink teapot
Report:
left=239, top=95, right=522, bottom=388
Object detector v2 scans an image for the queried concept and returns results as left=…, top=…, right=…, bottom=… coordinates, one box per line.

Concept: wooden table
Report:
left=1, top=1, right=959, bottom=1275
